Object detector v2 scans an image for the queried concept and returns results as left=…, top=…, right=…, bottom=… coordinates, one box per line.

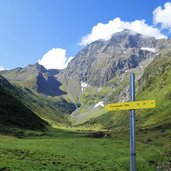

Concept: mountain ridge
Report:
left=0, top=63, right=66, bottom=96
left=64, top=30, right=170, bottom=87
left=1, top=29, right=171, bottom=127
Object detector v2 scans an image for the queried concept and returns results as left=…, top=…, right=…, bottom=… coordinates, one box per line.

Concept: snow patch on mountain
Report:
left=94, top=101, right=104, bottom=108
left=140, top=47, right=155, bottom=53
left=81, top=82, right=89, bottom=91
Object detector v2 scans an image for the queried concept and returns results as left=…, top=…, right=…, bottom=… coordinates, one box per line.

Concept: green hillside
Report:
left=0, top=64, right=66, bottom=96
left=0, top=76, right=46, bottom=131
left=136, top=52, right=171, bottom=129
left=0, top=75, right=75, bottom=130
left=81, top=52, right=171, bottom=130
left=19, top=88, right=75, bottom=125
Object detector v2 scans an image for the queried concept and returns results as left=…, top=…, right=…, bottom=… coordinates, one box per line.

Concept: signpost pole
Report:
left=130, top=73, right=136, bottom=171
left=105, top=73, right=156, bottom=170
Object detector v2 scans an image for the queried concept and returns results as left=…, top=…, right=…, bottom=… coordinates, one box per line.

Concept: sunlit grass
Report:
left=0, top=127, right=170, bottom=171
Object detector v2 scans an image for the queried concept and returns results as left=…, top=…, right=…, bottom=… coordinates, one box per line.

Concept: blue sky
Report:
left=0, top=0, right=171, bottom=70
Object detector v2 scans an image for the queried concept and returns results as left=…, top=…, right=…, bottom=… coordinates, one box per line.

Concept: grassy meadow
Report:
left=0, top=127, right=170, bottom=171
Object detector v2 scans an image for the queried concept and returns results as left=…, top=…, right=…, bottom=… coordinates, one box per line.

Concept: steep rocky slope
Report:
left=81, top=49, right=171, bottom=129
left=63, top=30, right=170, bottom=86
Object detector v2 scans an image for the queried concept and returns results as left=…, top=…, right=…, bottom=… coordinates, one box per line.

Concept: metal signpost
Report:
left=130, top=73, right=136, bottom=171
left=105, top=73, right=156, bottom=171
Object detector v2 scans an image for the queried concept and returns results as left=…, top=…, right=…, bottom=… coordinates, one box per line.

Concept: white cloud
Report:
left=0, top=66, right=5, bottom=71
left=38, top=48, right=74, bottom=70
left=79, top=18, right=167, bottom=45
left=153, top=2, right=171, bottom=31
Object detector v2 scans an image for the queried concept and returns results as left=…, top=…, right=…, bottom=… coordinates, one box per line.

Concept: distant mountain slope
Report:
left=19, top=88, right=75, bottom=125
left=81, top=50, right=171, bottom=130
left=0, top=63, right=66, bottom=96
left=0, top=76, right=46, bottom=130
left=0, top=74, right=75, bottom=126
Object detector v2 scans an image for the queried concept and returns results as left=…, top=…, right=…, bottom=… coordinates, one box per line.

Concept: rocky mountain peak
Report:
left=111, top=29, right=140, bottom=39
left=64, top=30, right=168, bottom=87
left=108, top=29, right=156, bottom=49
left=26, top=63, right=47, bottom=73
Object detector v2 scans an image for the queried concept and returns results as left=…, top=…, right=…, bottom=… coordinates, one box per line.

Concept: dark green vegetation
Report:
left=19, top=88, right=75, bottom=125
left=0, top=76, right=46, bottom=131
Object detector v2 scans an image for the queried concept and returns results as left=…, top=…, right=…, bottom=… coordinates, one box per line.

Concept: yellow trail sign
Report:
left=105, top=100, right=156, bottom=111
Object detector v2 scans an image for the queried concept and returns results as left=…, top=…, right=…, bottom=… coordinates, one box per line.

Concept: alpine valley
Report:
left=1, top=30, right=171, bottom=171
